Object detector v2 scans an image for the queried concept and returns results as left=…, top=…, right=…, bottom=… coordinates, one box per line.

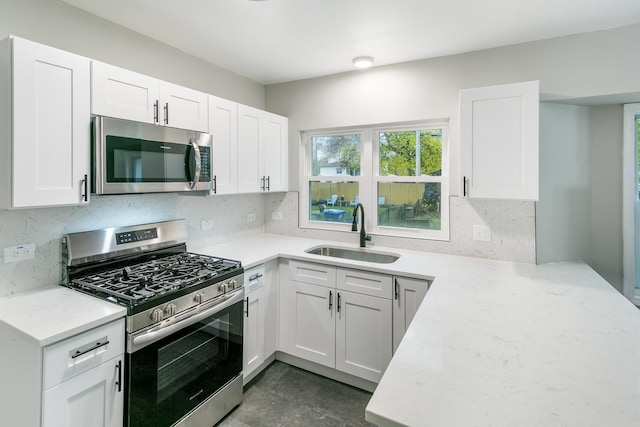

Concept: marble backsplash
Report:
left=0, top=192, right=266, bottom=297
left=265, top=192, right=536, bottom=264
left=0, top=191, right=535, bottom=297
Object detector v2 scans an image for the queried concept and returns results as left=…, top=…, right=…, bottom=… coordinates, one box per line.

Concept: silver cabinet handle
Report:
left=164, top=102, right=169, bottom=125
left=189, top=138, right=202, bottom=189
left=70, top=337, right=109, bottom=359
left=154, top=100, right=159, bottom=123
left=115, top=360, right=122, bottom=392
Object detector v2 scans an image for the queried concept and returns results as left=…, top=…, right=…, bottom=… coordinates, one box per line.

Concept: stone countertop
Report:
left=0, top=286, right=126, bottom=347
left=195, top=234, right=640, bottom=427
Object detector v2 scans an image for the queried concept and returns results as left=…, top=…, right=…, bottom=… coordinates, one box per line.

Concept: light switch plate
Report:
left=473, top=225, right=491, bottom=242
left=201, top=219, right=213, bottom=230
left=272, top=211, right=283, bottom=221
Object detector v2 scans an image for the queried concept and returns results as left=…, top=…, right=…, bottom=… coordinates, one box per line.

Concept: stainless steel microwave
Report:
left=92, top=116, right=212, bottom=194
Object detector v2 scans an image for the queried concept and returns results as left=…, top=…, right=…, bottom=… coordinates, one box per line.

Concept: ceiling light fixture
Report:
left=352, top=56, right=374, bottom=69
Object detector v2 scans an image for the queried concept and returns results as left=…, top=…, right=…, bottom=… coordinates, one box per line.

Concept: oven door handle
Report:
left=130, top=289, right=244, bottom=352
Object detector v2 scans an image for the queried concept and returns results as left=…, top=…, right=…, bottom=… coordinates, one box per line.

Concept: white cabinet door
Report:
left=279, top=279, right=335, bottom=367
left=7, top=36, right=90, bottom=208
left=42, top=356, right=124, bottom=427
left=460, top=80, right=539, bottom=200
left=237, top=104, right=288, bottom=193
left=263, top=111, right=288, bottom=192
left=91, top=61, right=158, bottom=124
left=237, top=104, right=263, bottom=193
left=159, top=81, right=208, bottom=132
left=335, top=290, right=392, bottom=383
left=243, top=286, right=265, bottom=379
left=209, top=95, right=238, bottom=194
left=91, top=62, right=208, bottom=132
left=392, top=277, right=429, bottom=352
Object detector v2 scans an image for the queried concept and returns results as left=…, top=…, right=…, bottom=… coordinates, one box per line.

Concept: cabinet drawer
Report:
left=288, top=260, right=336, bottom=288
left=337, top=269, right=392, bottom=299
left=43, top=318, right=125, bottom=390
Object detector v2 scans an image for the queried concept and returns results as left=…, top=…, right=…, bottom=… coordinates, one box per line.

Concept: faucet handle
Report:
left=365, top=235, right=372, bottom=241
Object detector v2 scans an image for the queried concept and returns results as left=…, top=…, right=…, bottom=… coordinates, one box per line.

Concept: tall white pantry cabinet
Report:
left=0, top=36, right=91, bottom=209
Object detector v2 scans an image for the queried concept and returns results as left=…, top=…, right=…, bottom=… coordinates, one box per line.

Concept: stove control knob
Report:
left=194, top=292, right=205, bottom=304
left=218, top=282, right=228, bottom=293
left=164, top=303, right=177, bottom=317
left=150, top=308, right=164, bottom=323
left=228, top=279, right=237, bottom=290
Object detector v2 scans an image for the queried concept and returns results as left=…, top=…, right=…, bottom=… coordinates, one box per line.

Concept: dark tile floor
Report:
left=217, top=361, right=375, bottom=427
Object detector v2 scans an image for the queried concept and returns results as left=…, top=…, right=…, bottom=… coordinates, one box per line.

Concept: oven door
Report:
left=125, top=290, right=243, bottom=427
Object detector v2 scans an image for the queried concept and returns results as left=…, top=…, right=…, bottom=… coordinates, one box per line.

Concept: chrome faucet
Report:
left=351, top=203, right=371, bottom=247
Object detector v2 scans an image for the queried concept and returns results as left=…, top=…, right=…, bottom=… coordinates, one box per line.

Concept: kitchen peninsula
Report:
left=197, top=234, right=640, bottom=427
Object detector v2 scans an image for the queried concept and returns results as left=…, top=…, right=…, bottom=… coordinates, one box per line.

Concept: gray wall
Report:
left=266, top=24, right=640, bottom=290
left=536, top=103, right=592, bottom=265
left=0, top=0, right=265, bottom=107
left=590, top=105, right=624, bottom=290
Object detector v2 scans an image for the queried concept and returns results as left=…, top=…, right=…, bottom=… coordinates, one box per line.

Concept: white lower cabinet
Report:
left=392, top=276, right=430, bottom=352
left=243, top=261, right=278, bottom=383
left=279, top=260, right=392, bottom=383
left=42, top=354, right=124, bottom=427
left=0, top=317, right=125, bottom=427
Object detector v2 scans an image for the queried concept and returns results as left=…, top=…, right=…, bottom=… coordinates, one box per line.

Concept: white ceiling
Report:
left=61, top=0, right=640, bottom=85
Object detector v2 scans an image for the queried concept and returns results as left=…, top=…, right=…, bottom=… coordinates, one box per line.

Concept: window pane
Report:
left=378, top=129, right=442, bottom=176
left=377, top=182, right=441, bottom=230
left=309, top=181, right=359, bottom=224
left=311, top=134, right=361, bottom=177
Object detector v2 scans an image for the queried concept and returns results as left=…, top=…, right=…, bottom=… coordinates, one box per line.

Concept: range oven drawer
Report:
left=43, top=318, right=125, bottom=390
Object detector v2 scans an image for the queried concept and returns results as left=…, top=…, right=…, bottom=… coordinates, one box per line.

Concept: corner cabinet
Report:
left=91, top=61, right=209, bottom=132
left=459, top=80, right=539, bottom=200
left=237, top=105, right=288, bottom=193
left=392, top=276, right=430, bottom=352
left=279, top=260, right=392, bottom=383
left=0, top=36, right=91, bottom=209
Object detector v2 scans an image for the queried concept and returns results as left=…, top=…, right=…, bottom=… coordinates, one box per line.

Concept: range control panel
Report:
left=116, top=228, right=158, bottom=245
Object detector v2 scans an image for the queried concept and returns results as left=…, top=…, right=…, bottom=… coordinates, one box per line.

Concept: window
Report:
left=300, top=122, right=449, bottom=240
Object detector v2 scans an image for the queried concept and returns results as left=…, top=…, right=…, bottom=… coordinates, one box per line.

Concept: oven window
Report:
left=127, top=299, right=243, bottom=427
left=156, top=317, right=228, bottom=403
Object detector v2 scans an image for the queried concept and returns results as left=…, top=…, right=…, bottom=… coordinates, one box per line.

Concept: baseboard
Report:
left=275, top=351, right=377, bottom=392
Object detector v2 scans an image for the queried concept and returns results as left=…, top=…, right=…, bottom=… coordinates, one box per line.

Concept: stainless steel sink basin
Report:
left=305, top=245, right=400, bottom=264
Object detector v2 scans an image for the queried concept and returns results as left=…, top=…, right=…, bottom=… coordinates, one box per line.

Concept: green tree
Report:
left=379, top=129, right=442, bottom=176
left=313, top=134, right=361, bottom=176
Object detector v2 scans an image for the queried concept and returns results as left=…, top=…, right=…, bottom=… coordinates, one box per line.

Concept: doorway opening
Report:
left=623, top=103, right=640, bottom=305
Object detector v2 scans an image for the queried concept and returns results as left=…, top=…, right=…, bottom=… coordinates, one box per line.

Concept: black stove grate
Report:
left=67, top=252, right=241, bottom=308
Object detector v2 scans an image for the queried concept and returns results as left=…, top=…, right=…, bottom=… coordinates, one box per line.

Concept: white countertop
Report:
left=0, top=286, right=126, bottom=347
left=196, top=234, right=640, bottom=427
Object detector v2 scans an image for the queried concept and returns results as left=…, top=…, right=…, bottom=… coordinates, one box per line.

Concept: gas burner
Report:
left=68, top=251, right=241, bottom=308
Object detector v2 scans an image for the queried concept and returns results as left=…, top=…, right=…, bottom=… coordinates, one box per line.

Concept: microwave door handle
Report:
left=189, top=138, right=201, bottom=189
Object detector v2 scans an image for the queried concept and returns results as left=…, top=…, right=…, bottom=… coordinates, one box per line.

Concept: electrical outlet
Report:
left=201, top=219, right=213, bottom=230
left=272, top=211, right=283, bottom=221
left=4, top=243, right=36, bottom=263
left=247, top=213, right=257, bottom=222
left=473, top=225, right=491, bottom=242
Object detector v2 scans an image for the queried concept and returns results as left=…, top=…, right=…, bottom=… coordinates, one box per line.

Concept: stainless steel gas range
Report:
left=62, top=219, right=244, bottom=427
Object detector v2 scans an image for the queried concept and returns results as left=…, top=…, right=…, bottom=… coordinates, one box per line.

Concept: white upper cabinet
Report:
left=460, top=80, right=539, bottom=200
left=237, top=104, right=288, bottom=193
left=91, top=61, right=208, bottom=132
left=0, top=36, right=91, bottom=209
left=209, top=95, right=238, bottom=194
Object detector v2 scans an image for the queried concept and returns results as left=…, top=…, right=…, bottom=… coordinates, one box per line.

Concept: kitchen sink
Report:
left=304, top=245, right=400, bottom=264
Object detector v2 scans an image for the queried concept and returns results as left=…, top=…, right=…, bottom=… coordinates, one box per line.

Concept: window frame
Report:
left=299, top=121, right=450, bottom=241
